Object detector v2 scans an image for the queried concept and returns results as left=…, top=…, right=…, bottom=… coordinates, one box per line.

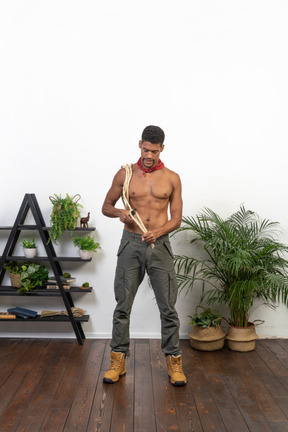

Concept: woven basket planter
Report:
left=189, top=325, right=226, bottom=351
left=226, top=324, right=258, bottom=352
left=9, top=273, right=21, bottom=288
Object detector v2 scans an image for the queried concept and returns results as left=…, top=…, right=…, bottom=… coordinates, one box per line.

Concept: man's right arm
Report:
left=102, top=169, right=132, bottom=224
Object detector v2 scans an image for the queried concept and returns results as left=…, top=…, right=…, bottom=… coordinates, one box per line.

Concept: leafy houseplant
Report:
left=5, top=261, right=49, bottom=294
left=189, top=307, right=222, bottom=328
left=21, top=238, right=37, bottom=258
left=188, top=307, right=226, bottom=351
left=18, top=263, right=49, bottom=294
left=21, top=238, right=36, bottom=249
left=5, top=261, right=21, bottom=275
left=49, top=194, right=82, bottom=244
left=72, top=235, right=101, bottom=260
left=173, top=206, right=288, bottom=347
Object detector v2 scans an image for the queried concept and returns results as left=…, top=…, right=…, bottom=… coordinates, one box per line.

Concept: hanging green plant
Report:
left=49, top=194, right=83, bottom=244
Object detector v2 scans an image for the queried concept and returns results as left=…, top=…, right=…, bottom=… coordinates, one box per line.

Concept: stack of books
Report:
left=46, top=275, right=76, bottom=290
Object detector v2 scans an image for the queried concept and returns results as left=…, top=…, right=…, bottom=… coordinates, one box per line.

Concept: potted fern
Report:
left=72, top=235, right=101, bottom=260
left=49, top=194, right=82, bottom=244
left=173, top=206, right=288, bottom=351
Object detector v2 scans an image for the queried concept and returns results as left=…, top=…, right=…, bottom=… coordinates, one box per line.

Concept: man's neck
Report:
left=137, top=158, right=164, bottom=175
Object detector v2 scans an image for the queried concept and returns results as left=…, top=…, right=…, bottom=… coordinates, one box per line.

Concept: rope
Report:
left=40, top=307, right=87, bottom=318
left=121, top=164, right=154, bottom=248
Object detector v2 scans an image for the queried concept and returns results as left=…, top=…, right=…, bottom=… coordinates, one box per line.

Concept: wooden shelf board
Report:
left=0, top=315, right=90, bottom=322
left=2, top=256, right=92, bottom=262
left=0, top=286, right=93, bottom=295
left=0, top=226, right=96, bottom=231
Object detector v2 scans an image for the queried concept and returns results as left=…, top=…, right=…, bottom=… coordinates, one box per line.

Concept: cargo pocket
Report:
left=168, top=271, right=178, bottom=306
left=117, top=239, right=130, bottom=256
left=114, top=266, right=125, bottom=302
left=164, top=241, right=174, bottom=259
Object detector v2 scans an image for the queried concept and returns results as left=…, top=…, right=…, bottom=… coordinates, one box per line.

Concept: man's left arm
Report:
left=142, top=173, right=183, bottom=244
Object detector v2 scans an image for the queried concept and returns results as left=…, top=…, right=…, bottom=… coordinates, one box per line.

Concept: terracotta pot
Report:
left=189, top=325, right=226, bottom=351
left=226, top=323, right=258, bottom=352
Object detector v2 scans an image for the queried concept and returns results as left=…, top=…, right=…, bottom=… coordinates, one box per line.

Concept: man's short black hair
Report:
left=141, top=125, right=165, bottom=145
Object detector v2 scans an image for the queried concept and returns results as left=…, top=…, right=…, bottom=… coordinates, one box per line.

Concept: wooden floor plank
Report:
left=109, top=339, right=135, bottom=432
left=40, top=340, right=92, bottom=432
left=196, top=348, right=250, bottom=432
left=256, top=341, right=288, bottom=393
left=86, top=340, right=116, bottom=432
left=150, top=339, right=180, bottom=431
left=16, top=340, right=76, bottom=432
left=134, top=339, right=157, bottom=432
left=0, top=340, right=50, bottom=419
left=0, top=339, right=65, bottom=432
left=0, top=339, right=37, bottom=387
left=63, top=339, right=106, bottom=432
left=220, top=348, right=274, bottom=432
left=182, top=342, right=227, bottom=432
left=173, top=391, right=203, bottom=432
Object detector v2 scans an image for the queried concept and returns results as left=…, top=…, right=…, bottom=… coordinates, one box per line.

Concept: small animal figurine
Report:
left=80, top=212, right=90, bottom=228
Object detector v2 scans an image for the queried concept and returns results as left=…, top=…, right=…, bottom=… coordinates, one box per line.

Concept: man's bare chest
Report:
left=129, top=173, right=172, bottom=201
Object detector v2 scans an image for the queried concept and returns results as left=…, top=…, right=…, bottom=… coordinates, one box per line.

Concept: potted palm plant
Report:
left=188, top=307, right=225, bottom=351
left=72, top=235, right=101, bottom=260
left=173, top=206, right=288, bottom=352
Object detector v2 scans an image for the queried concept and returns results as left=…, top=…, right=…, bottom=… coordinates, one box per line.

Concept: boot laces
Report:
left=171, top=357, right=183, bottom=373
left=109, top=356, right=123, bottom=371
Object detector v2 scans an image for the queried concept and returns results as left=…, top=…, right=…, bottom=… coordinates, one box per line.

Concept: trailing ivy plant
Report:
left=18, top=262, right=49, bottom=295
left=49, top=194, right=82, bottom=244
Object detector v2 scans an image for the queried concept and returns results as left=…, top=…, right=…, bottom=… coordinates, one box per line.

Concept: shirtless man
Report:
left=102, top=125, right=187, bottom=386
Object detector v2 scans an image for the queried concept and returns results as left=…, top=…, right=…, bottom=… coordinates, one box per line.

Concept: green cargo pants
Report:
left=111, top=229, right=182, bottom=357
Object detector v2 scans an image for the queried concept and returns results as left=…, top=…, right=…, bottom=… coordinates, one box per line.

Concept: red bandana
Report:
left=137, top=158, right=165, bottom=175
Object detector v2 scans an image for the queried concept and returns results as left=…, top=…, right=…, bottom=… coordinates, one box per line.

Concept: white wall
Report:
left=0, top=0, right=288, bottom=340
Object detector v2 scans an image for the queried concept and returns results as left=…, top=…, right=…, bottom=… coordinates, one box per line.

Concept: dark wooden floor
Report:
left=0, top=338, right=288, bottom=432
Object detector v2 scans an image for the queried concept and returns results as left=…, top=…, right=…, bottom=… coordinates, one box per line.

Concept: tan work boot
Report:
left=167, top=354, right=187, bottom=386
left=103, top=351, right=126, bottom=383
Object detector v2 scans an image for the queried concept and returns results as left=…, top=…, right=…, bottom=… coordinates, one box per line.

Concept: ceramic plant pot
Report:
left=23, top=248, right=37, bottom=258
left=79, top=250, right=92, bottom=260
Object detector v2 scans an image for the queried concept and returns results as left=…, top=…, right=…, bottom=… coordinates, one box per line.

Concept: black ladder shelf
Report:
left=0, top=193, right=95, bottom=345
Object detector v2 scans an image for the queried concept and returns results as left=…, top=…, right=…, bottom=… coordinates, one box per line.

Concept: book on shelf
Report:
left=7, top=307, right=38, bottom=319
left=46, top=284, right=71, bottom=290
left=0, top=312, right=16, bottom=319
left=47, top=276, right=76, bottom=284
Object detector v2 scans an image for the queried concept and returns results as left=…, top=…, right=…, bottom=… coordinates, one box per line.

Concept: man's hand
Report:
left=142, top=231, right=158, bottom=244
left=120, top=209, right=133, bottom=225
